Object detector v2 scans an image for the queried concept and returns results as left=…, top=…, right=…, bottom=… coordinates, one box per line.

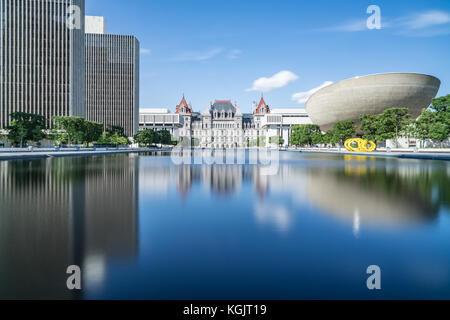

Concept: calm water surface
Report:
left=0, top=152, right=449, bottom=299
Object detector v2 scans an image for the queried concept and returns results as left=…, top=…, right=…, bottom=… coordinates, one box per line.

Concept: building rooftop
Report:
left=85, top=16, right=106, bottom=34
left=271, top=108, right=308, bottom=115
left=212, top=100, right=236, bottom=113
left=140, top=108, right=170, bottom=114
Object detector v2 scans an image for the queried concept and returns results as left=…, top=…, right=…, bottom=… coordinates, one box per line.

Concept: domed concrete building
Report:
left=306, top=73, right=441, bottom=131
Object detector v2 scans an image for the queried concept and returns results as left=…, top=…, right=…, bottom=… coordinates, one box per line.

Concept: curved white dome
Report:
left=306, top=73, right=441, bottom=131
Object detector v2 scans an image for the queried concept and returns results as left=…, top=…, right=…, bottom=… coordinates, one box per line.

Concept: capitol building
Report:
left=139, top=96, right=312, bottom=148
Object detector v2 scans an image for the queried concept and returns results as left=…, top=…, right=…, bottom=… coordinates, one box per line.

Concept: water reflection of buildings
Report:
left=138, top=157, right=448, bottom=233
left=306, top=158, right=445, bottom=228
left=260, top=159, right=447, bottom=234
left=0, top=155, right=139, bottom=299
left=173, top=165, right=269, bottom=198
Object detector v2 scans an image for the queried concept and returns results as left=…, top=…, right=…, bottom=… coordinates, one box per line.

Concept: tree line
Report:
left=2, top=114, right=131, bottom=147
left=133, top=129, right=174, bottom=147
left=290, top=94, right=450, bottom=148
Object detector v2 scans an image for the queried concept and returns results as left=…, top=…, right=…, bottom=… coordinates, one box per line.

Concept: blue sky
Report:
left=86, top=0, right=450, bottom=113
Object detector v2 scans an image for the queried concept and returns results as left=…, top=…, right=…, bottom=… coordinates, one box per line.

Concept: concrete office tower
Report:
left=85, top=17, right=139, bottom=137
left=0, top=0, right=86, bottom=128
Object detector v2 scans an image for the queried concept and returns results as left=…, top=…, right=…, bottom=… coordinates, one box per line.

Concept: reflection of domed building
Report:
left=306, top=169, right=437, bottom=226
left=306, top=73, right=441, bottom=131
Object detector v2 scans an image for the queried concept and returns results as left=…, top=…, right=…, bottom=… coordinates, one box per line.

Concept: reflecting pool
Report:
left=0, top=152, right=449, bottom=299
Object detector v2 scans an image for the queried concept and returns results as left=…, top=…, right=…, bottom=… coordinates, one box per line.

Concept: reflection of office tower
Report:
left=85, top=17, right=140, bottom=137
left=0, top=156, right=139, bottom=299
left=0, top=160, right=76, bottom=299
left=83, top=155, right=139, bottom=262
left=0, top=0, right=86, bottom=128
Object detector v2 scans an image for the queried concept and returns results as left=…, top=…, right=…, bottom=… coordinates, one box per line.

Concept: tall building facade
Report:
left=85, top=17, right=139, bottom=137
left=0, top=0, right=86, bottom=128
left=139, top=96, right=313, bottom=148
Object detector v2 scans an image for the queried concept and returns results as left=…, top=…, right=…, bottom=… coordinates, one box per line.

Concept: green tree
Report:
left=320, top=131, right=334, bottom=145
left=191, top=137, right=200, bottom=147
left=375, top=108, right=410, bottom=147
left=257, top=136, right=266, bottom=147
left=269, top=135, right=284, bottom=146
left=106, top=125, right=126, bottom=137
left=134, top=129, right=155, bottom=147
left=248, top=137, right=266, bottom=148
left=7, top=112, right=47, bottom=147
left=107, top=133, right=127, bottom=147
left=53, top=116, right=85, bottom=145
left=415, top=103, right=449, bottom=148
left=97, top=132, right=111, bottom=145
left=329, top=120, right=356, bottom=146
left=430, top=95, right=450, bottom=147
left=290, top=124, right=322, bottom=147
left=153, top=131, right=162, bottom=145
left=159, top=130, right=172, bottom=145
left=414, top=109, right=435, bottom=142
left=83, top=121, right=103, bottom=146
left=401, top=119, right=417, bottom=142
left=117, top=136, right=129, bottom=146
left=431, top=94, right=450, bottom=113
left=7, top=121, right=28, bottom=148
left=360, top=114, right=379, bottom=143
left=47, top=128, right=67, bottom=147
left=429, top=121, right=449, bottom=147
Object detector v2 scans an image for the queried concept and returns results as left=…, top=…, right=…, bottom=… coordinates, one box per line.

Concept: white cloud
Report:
left=140, top=48, right=152, bottom=55
left=246, top=70, right=299, bottom=92
left=169, top=48, right=224, bottom=62
left=228, top=49, right=241, bottom=60
left=402, top=10, right=450, bottom=29
left=254, top=202, right=292, bottom=232
left=292, top=81, right=333, bottom=105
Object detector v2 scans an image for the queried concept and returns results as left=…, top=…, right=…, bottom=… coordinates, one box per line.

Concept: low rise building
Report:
left=139, top=96, right=312, bottom=147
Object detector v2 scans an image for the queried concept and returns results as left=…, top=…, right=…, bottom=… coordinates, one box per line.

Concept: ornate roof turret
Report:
left=254, top=95, right=270, bottom=115
left=175, top=94, right=193, bottom=114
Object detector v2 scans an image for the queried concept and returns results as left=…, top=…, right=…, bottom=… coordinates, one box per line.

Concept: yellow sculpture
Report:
left=344, top=138, right=376, bottom=152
